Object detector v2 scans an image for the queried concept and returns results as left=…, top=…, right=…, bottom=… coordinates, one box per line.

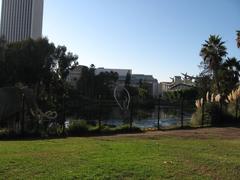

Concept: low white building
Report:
left=131, top=74, right=159, bottom=98
left=159, top=75, right=195, bottom=95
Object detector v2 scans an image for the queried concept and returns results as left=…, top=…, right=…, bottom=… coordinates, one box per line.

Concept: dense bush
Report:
left=191, top=102, right=237, bottom=127
left=67, top=120, right=90, bottom=136
left=190, top=108, right=203, bottom=127
left=46, top=122, right=63, bottom=136
left=205, top=103, right=222, bottom=125
left=0, top=129, right=12, bottom=138
left=66, top=120, right=142, bottom=136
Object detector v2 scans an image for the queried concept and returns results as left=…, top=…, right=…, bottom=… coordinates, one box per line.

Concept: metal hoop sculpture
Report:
left=114, top=86, right=131, bottom=111
left=43, top=111, right=58, bottom=120
left=31, top=109, right=58, bottom=122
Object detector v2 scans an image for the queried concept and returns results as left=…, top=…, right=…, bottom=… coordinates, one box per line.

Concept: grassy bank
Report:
left=0, top=135, right=239, bottom=179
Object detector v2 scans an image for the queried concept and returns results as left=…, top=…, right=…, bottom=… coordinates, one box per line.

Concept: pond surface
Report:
left=100, top=106, right=193, bottom=128
left=67, top=106, right=194, bottom=129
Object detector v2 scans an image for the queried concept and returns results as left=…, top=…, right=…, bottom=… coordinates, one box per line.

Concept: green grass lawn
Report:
left=0, top=135, right=240, bottom=179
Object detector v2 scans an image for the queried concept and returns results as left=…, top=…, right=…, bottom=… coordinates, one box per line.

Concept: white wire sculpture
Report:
left=114, top=86, right=131, bottom=111
left=30, top=109, right=58, bottom=122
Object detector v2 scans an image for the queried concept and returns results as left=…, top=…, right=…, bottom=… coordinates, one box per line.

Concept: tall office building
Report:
left=0, top=0, right=44, bottom=43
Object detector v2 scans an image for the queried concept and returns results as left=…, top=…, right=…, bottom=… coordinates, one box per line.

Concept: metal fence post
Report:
left=129, top=99, right=133, bottom=130
left=236, top=99, right=238, bottom=122
left=201, top=99, right=205, bottom=127
left=180, top=92, right=184, bottom=128
left=21, top=93, right=25, bottom=135
left=98, top=94, right=102, bottom=130
left=62, top=94, right=66, bottom=134
left=157, top=95, right=161, bottom=130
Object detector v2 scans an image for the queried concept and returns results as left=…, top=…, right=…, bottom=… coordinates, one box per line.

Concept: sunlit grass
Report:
left=0, top=136, right=239, bottom=179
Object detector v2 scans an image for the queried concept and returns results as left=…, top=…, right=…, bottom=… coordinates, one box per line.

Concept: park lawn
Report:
left=0, top=135, right=239, bottom=180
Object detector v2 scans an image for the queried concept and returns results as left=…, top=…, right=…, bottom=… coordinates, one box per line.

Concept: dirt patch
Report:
left=95, top=127, right=240, bottom=140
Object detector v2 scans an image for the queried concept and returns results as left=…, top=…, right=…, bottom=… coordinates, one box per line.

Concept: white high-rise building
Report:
left=0, top=0, right=44, bottom=43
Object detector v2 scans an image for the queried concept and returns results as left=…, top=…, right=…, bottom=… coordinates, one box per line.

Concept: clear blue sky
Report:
left=1, top=0, right=240, bottom=81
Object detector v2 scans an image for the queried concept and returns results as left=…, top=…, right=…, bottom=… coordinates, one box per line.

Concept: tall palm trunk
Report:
left=237, top=31, right=240, bottom=48
left=213, top=71, right=220, bottom=94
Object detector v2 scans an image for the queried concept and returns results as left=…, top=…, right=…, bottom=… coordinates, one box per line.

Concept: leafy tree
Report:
left=1, top=38, right=78, bottom=134
left=3, top=38, right=78, bottom=99
left=195, top=73, right=212, bottom=98
left=4, top=38, right=56, bottom=88
left=95, top=71, right=118, bottom=98
left=137, top=80, right=152, bottom=99
left=75, top=66, right=119, bottom=119
left=48, top=45, right=78, bottom=130
left=163, top=91, right=181, bottom=103
left=54, top=46, right=78, bottom=80
left=138, top=87, right=148, bottom=98
left=77, top=66, right=118, bottom=100
left=125, top=71, right=131, bottom=88
left=77, top=65, right=95, bottom=98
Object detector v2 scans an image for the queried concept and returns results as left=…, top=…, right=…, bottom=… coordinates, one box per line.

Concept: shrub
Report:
left=66, top=120, right=142, bottom=136
left=67, top=120, right=90, bottom=136
left=191, top=103, right=221, bottom=126
left=205, top=103, right=221, bottom=125
left=47, top=122, right=63, bottom=136
left=89, top=124, right=142, bottom=135
left=190, top=108, right=202, bottom=127
left=0, top=128, right=11, bottom=138
left=192, top=103, right=221, bottom=126
left=114, top=125, right=142, bottom=134
left=226, top=102, right=240, bottom=121
left=191, top=102, right=236, bottom=127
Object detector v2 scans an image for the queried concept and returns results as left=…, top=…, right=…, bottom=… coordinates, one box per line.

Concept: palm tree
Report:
left=223, top=57, right=240, bottom=79
left=200, top=35, right=227, bottom=93
left=237, top=31, right=240, bottom=48
left=220, top=57, right=240, bottom=94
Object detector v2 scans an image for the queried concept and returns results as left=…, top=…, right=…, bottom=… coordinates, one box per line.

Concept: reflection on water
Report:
left=67, top=106, right=194, bottom=129
left=98, top=106, right=194, bottom=129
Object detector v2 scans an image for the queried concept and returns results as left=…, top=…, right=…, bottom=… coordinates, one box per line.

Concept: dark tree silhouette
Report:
left=200, top=35, right=227, bottom=93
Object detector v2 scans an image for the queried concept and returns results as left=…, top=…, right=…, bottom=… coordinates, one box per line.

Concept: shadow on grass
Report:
left=160, top=123, right=240, bottom=132
left=1, top=122, right=239, bottom=141
left=0, top=126, right=143, bottom=141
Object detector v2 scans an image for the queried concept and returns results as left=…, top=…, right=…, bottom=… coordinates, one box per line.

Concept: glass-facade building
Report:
left=0, top=0, right=44, bottom=43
